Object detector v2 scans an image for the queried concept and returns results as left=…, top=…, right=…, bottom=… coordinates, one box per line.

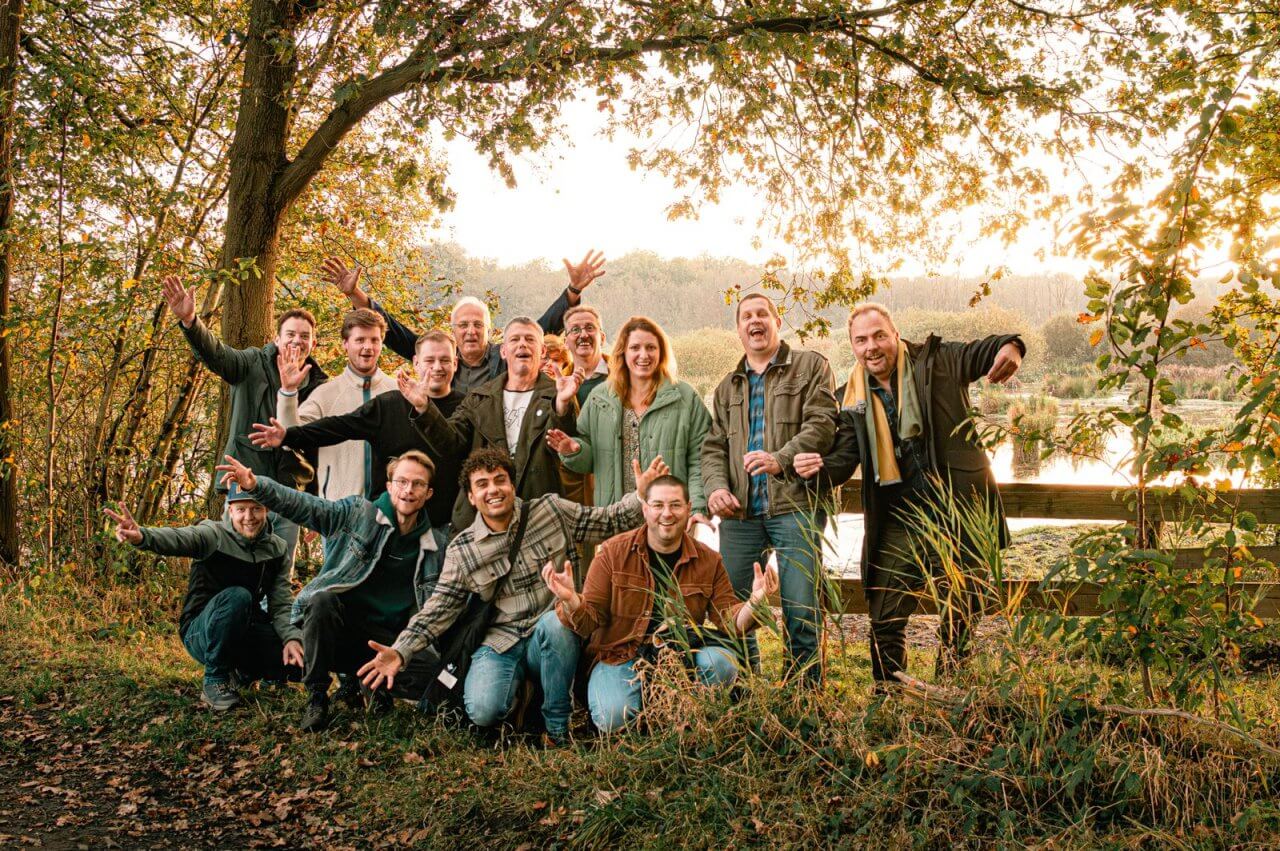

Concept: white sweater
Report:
left=277, top=365, right=397, bottom=500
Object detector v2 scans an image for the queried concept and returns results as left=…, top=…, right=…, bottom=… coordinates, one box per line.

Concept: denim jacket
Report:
left=247, top=476, right=448, bottom=624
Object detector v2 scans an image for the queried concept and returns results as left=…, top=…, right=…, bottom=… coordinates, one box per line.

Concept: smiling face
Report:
left=275, top=317, right=316, bottom=360
left=414, top=339, right=457, bottom=397
left=387, top=457, right=433, bottom=520
left=228, top=500, right=268, bottom=539
left=452, top=303, right=490, bottom=366
left=500, top=321, right=543, bottom=382
left=343, top=323, right=384, bottom=376
left=466, top=465, right=517, bottom=527
left=642, top=482, right=690, bottom=552
left=563, top=308, right=604, bottom=368
left=736, top=296, right=782, bottom=360
left=625, top=328, right=662, bottom=383
left=849, top=309, right=900, bottom=384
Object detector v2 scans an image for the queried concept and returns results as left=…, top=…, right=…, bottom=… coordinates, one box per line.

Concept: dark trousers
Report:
left=181, top=586, right=300, bottom=683
left=302, top=590, right=433, bottom=699
left=867, top=521, right=982, bottom=683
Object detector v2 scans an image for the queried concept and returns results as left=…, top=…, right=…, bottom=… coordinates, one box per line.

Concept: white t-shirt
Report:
left=502, top=389, right=535, bottom=451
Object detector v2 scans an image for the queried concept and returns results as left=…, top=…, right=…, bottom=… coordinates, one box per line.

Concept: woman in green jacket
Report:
left=548, top=316, right=712, bottom=520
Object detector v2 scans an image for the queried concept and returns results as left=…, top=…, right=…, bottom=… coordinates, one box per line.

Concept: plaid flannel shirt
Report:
left=391, top=492, right=643, bottom=662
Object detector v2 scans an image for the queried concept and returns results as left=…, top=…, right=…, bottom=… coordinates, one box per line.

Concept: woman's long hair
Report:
left=607, top=316, right=676, bottom=410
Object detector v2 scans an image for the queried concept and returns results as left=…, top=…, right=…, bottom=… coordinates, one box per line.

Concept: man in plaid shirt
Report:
left=359, top=447, right=668, bottom=742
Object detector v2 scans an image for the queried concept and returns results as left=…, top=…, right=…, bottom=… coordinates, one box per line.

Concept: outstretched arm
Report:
left=214, top=456, right=353, bottom=537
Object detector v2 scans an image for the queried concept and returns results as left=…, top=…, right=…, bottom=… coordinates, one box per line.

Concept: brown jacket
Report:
left=701, top=340, right=838, bottom=517
left=557, top=525, right=757, bottom=666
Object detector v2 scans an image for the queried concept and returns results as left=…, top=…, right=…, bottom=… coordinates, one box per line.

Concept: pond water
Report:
left=691, top=408, right=1238, bottom=577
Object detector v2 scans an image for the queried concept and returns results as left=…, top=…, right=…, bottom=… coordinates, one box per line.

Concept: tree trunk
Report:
left=218, top=0, right=297, bottom=349
left=0, top=0, right=20, bottom=566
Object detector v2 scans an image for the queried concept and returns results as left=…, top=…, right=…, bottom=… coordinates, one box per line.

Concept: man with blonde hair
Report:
left=321, top=251, right=607, bottom=394
left=216, top=450, right=449, bottom=732
left=792, top=301, right=1025, bottom=690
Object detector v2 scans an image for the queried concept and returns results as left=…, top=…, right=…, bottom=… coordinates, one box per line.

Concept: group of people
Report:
left=105, top=250, right=1025, bottom=741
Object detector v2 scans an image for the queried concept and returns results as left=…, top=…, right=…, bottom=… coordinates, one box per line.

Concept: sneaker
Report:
left=333, top=676, right=364, bottom=711
left=301, top=694, right=331, bottom=732
left=201, top=679, right=241, bottom=712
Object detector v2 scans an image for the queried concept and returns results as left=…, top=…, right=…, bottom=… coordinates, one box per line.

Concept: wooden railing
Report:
left=828, top=481, right=1280, bottom=616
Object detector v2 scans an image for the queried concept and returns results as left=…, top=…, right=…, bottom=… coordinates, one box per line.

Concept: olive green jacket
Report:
left=560, top=378, right=712, bottom=514
left=701, top=341, right=838, bottom=516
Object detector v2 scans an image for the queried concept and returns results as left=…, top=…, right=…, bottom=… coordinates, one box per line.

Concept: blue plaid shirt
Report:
left=747, top=367, right=770, bottom=516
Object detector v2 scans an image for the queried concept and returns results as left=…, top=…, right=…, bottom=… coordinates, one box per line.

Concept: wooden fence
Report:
left=829, top=481, right=1280, bottom=616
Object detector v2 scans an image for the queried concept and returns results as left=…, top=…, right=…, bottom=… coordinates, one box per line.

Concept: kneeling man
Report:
left=215, top=450, right=448, bottom=731
left=104, top=484, right=302, bottom=711
left=358, top=447, right=665, bottom=743
left=546, top=474, right=778, bottom=733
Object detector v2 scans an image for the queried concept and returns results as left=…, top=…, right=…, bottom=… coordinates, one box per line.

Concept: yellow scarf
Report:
left=843, top=341, right=920, bottom=485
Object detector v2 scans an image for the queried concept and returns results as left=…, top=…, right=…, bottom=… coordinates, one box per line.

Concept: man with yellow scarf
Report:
left=792, top=303, right=1024, bottom=691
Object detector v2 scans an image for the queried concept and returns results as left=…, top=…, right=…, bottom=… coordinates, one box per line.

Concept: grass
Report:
left=5, top=572, right=1280, bottom=847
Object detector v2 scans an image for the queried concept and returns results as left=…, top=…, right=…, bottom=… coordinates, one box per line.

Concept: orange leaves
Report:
left=1089, top=328, right=1105, bottom=347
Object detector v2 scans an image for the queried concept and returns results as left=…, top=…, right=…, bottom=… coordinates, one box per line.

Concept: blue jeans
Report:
left=181, top=586, right=292, bottom=684
left=462, top=610, right=581, bottom=738
left=719, top=509, right=826, bottom=684
left=587, top=647, right=738, bottom=733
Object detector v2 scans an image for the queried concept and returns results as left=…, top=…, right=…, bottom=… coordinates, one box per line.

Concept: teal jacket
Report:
left=136, top=517, right=298, bottom=644
left=561, top=378, right=712, bottom=514
left=179, top=317, right=326, bottom=489
left=245, top=476, right=448, bottom=624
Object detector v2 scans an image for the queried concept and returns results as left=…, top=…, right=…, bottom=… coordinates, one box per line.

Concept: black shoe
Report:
left=333, top=677, right=364, bottom=711
left=368, top=689, right=394, bottom=718
left=301, top=695, right=331, bottom=732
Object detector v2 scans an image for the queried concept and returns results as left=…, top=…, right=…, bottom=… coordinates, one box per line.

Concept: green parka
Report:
left=561, top=378, right=712, bottom=514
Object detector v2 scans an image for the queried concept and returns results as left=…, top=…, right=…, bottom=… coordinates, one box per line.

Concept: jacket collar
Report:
left=470, top=371, right=556, bottom=399
left=470, top=496, right=522, bottom=542
left=372, top=492, right=439, bottom=551
left=215, top=515, right=287, bottom=560
left=733, top=339, right=790, bottom=379
left=622, top=523, right=700, bottom=571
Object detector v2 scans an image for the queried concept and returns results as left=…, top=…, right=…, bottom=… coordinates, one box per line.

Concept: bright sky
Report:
left=430, top=96, right=1092, bottom=278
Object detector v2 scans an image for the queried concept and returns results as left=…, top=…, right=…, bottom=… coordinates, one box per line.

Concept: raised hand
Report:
left=546, top=428, right=581, bottom=455
left=686, top=513, right=713, bottom=532
left=541, top=559, right=581, bottom=611
left=748, top=560, right=779, bottom=605
left=161, top=275, right=197, bottom=326
left=743, top=450, right=781, bottom=477
left=276, top=348, right=311, bottom=393
left=633, top=455, right=670, bottom=498
left=707, top=488, right=742, bottom=519
left=792, top=452, right=825, bottom=480
left=554, top=369, right=584, bottom=412
left=320, top=257, right=369, bottom=308
left=250, top=417, right=286, bottom=449
left=282, top=640, right=305, bottom=668
left=986, top=341, right=1023, bottom=384
left=214, top=454, right=258, bottom=492
left=396, top=364, right=431, bottom=413
left=562, top=249, right=606, bottom=294
left=103, top=504, right=143, bottom=545
left=358, top=640, right=403, bottom=691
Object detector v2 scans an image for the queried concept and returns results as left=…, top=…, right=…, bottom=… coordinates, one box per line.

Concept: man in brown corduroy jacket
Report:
left=548, top=474, right=779, bottom=733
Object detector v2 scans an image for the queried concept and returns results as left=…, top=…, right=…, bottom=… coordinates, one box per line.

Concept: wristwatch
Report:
left=567, top=285, right=583, bottom=296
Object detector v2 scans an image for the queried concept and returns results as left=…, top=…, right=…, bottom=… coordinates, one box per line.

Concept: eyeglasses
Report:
left=390, top=477, right=430, bottom=493
left=646, top=500, right=688, bottom=512
left=566, top=324, right=599, bottom=337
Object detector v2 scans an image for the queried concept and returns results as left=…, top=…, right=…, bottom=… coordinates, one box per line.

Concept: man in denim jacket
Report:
left=216, top=450, right=448, bottom=732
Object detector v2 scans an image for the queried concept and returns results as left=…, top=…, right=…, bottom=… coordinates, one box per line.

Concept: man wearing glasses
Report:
left=214, top=450, right=448, bottom=733
left=561, top=304, right=609, bottom=406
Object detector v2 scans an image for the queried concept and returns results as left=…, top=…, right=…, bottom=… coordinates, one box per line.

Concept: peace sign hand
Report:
left=103, top=504, right=143, bottom=545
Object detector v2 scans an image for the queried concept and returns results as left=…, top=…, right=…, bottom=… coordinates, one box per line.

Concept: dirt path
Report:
left=0, top=695, right=354, bottom=850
